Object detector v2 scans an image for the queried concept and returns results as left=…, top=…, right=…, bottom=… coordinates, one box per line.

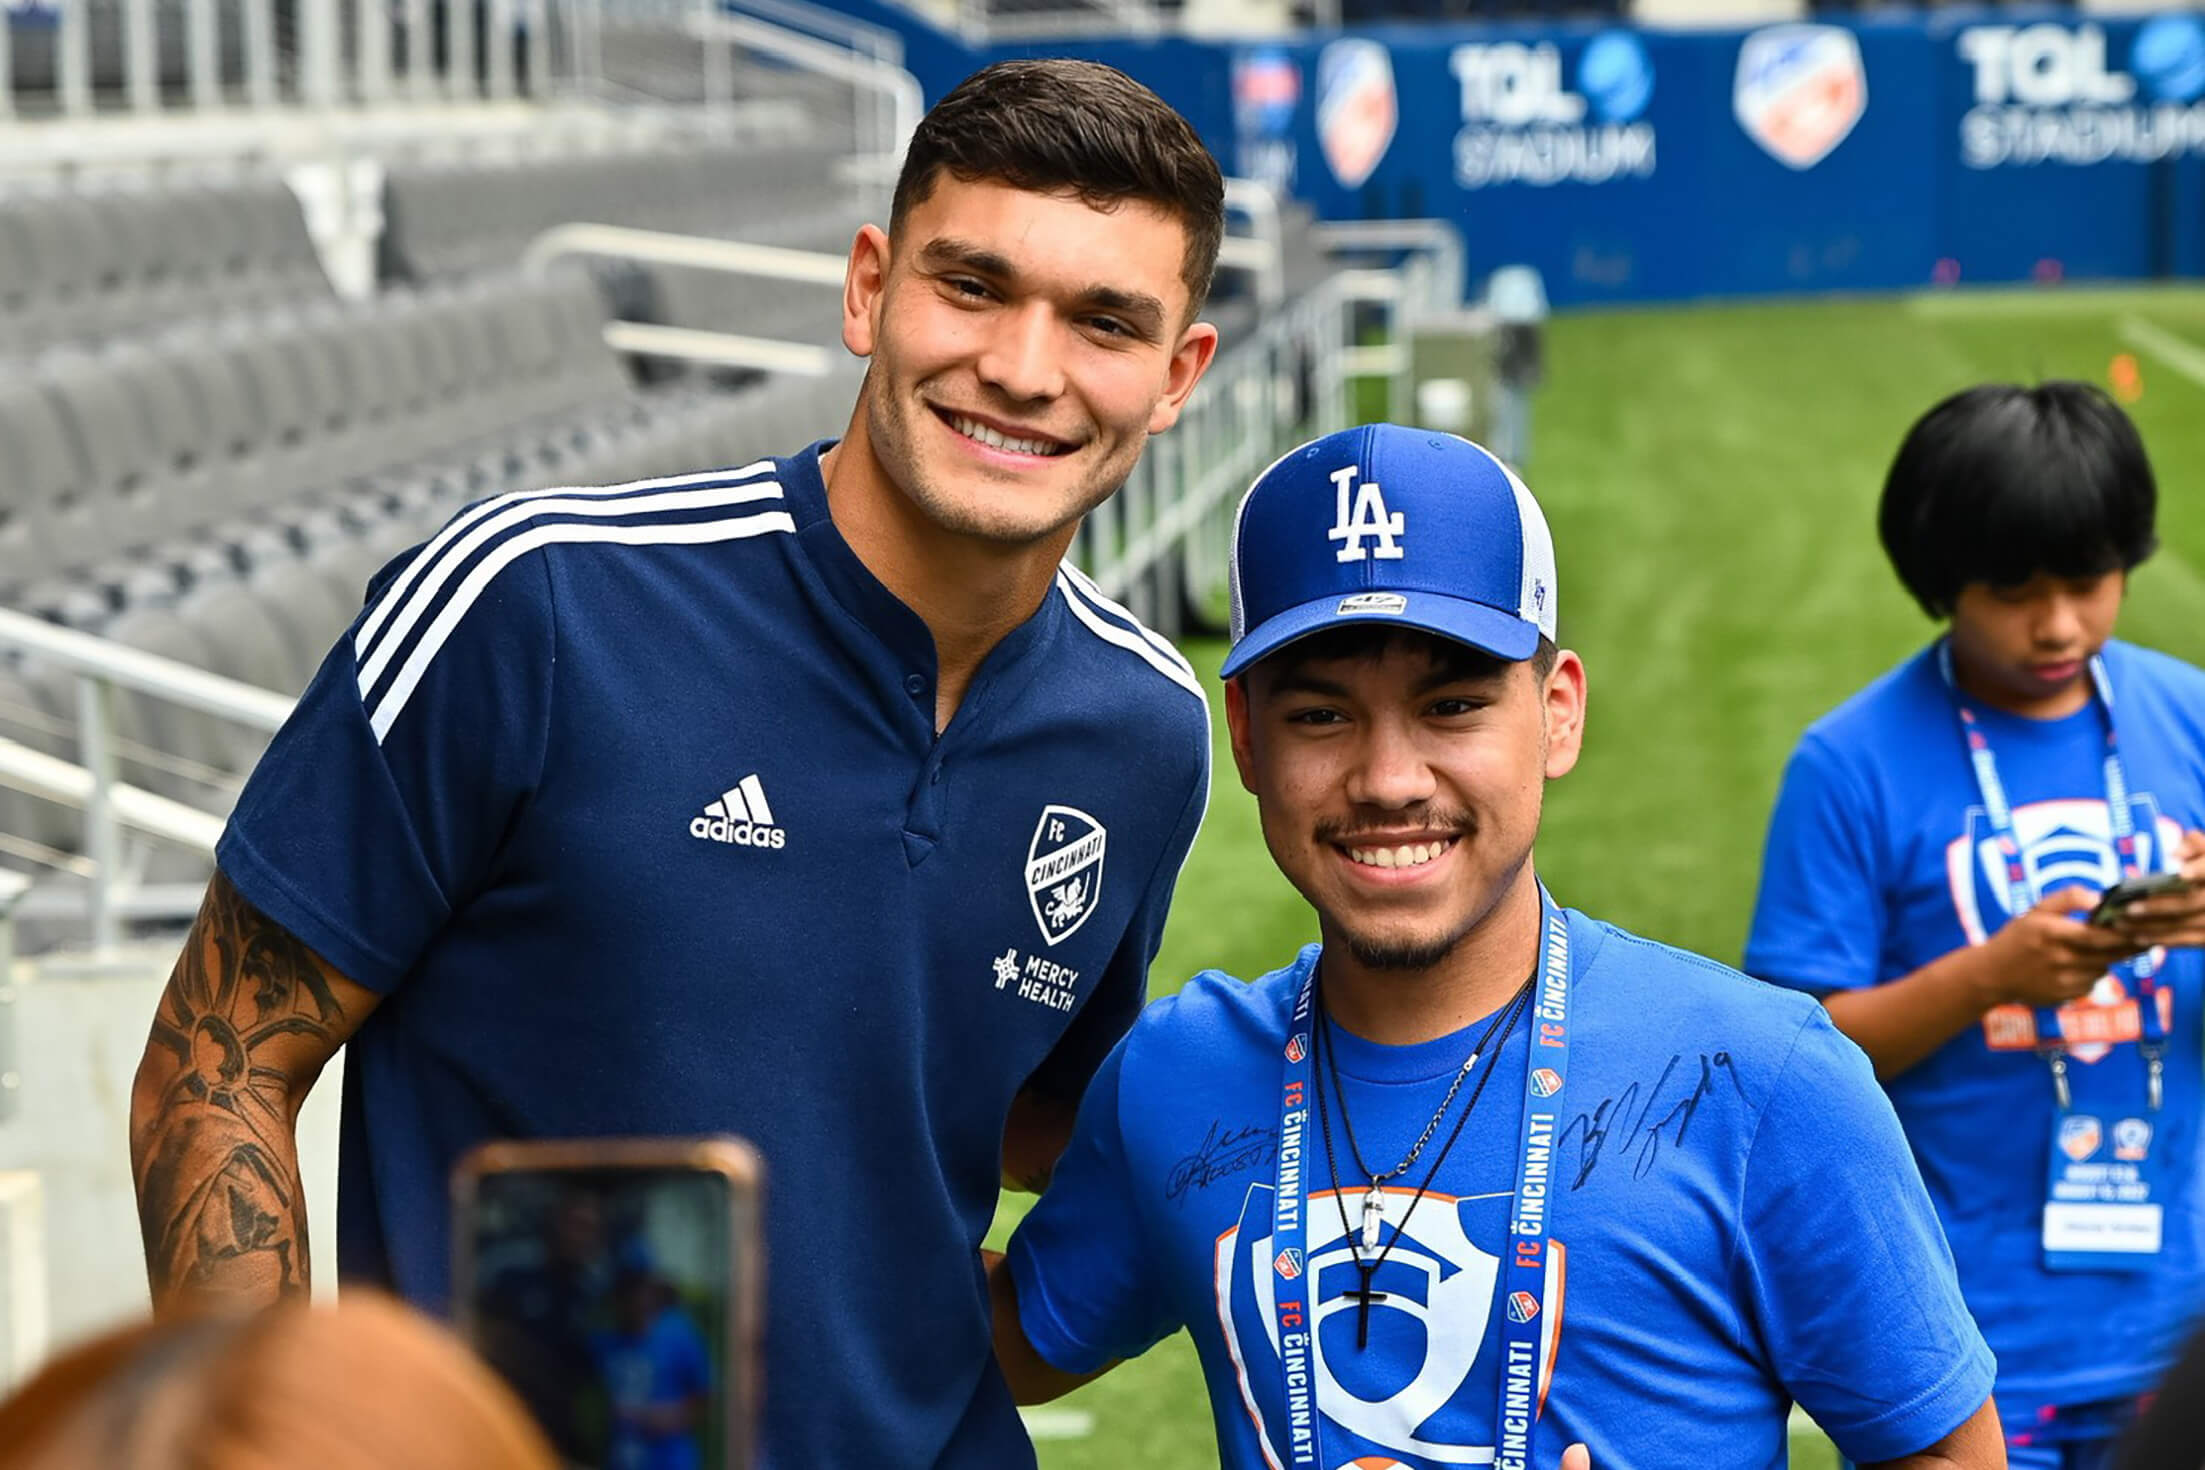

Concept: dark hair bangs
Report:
left=889, top=59, right=1226, bottom=317
left=1878, top=381, right=2158, bottom=616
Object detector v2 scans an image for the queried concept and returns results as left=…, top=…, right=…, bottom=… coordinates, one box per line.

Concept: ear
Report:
left=842, top=224, right=891, bottom=359
left=1146, top=319, right=1221, bottom=435
left=1224, top=675, right=1260, bottom=796
left=1541, top=650, right=1587, bottom=781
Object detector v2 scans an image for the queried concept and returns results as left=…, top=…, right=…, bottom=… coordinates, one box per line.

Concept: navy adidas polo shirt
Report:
left=215, top=443, right=1212, bottom=1467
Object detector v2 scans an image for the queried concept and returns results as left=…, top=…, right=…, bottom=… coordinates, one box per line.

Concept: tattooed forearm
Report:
left=129, top=872, right=369, bottom=1314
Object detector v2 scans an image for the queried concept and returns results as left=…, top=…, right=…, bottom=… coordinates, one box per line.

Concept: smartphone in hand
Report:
left=452, top=1137, right=764, bottom=1470
left=2087, top=871, right=2199, bottom=928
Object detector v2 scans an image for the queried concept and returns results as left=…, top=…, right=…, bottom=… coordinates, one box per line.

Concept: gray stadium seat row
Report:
left=0, top=266, right=864, bottom=856
left=379, top=142, right=864, bottom=283
left=0, top=177, right=331, bottom=353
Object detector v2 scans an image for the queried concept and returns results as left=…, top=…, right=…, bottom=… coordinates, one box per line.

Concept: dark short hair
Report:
left=889, top=59, right=1226, bottom=318
left=1247, top=625, right=1560, bottom=687
left=1878, top=381, right=2158, bottom=617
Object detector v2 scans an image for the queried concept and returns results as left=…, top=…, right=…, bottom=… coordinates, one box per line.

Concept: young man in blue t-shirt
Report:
left=992, top=424, right=2002, bottom=1469
left=1748, top=383, right=2205, bottom=1468
left=127, top=61, right=1225, bottom=1466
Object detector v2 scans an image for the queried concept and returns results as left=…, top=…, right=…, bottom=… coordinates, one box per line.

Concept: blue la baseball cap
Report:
left=1222, top=424, right=1558, bottom=679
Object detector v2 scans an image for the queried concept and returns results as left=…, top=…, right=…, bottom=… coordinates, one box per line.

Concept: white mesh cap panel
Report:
left=1502, top=461, right=1559, bottom=640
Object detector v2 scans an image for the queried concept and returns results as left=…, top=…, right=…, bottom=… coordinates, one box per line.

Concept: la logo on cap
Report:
left=1327, top=465, right=1405, bottom=563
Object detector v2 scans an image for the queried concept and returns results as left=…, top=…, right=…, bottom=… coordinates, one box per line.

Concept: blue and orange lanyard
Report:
left=1267, top=887, right=1571, bottom=1469
left=1938, top=642, right=2165, bottom=1110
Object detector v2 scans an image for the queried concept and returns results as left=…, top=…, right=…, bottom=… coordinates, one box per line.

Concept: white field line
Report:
left=2119, top=315, right=2205, bottom=393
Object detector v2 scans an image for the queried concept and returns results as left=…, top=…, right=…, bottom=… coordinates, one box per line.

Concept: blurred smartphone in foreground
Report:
left=452, top=1137, right=763, bottom=1470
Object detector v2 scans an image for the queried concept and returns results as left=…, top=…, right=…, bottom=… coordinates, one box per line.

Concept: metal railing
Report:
left=522, top=223, right=846, bottom=375
left=0, top=606, right=288, bottom=953
left=1073, top=271, right=1351, bottom=637
left=1314, top=217, right=1469, bottom=419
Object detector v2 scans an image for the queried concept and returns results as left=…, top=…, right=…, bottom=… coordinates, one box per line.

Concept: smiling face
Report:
left=1227, top=630, right=1585, bottom=974
left=839, top=175, right=1218, bottom=549
left=1948, top=569, right=2126, bottom=717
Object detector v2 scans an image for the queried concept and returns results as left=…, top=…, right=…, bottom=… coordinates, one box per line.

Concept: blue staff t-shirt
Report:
left=214, top=445, right=1211, bottom=1467
left=592, top=1303, right=712, bottom=1470
left=1010, top=912, right=1993, bottom=1469
left=1747, top=639, right=2205, bottom=1416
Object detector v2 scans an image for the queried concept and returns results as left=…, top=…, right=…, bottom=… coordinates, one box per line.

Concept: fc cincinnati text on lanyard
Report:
left=1940, top=642, right=2173, bottom=1273
left=1266, top=889, right=1573, bottom=1468
left=1937, top=643, right=2169, bottom=1106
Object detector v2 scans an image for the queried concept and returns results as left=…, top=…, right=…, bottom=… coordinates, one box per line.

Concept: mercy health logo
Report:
left=1957, top=17, right=2205, bottom=169
left=688, top=775, right=786, bottom=849
left=1214, top=1183, right=1564, bottom=1466
left=1451, top=30, right=1656, bottom=189
left=1949, top=795, right=2181, bottom=1061
left=1734, top=25, right=1868, bottom=169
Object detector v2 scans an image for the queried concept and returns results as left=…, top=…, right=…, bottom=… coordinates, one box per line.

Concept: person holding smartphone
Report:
left=1748, top=381, right=2205, bottom=1468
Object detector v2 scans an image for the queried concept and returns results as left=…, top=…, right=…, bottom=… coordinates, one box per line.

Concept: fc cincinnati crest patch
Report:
left=1274, top=1248, right=1304, bottom=1280
left=1285, top=1034, right=1309, bottom=1064
left=1506, top=1290, right=1541, bottom=1323
left=1026, top=805, right=1107, bottom=947
left=1530, top=1067, right=1563, bottom=1097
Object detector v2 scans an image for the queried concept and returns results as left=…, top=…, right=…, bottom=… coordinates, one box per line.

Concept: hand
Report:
left=1980, top=886, right=2149, bottom=1009
left=1562, top=1444, right=1592, bottom=1470
left=2109, top=830, right=2205, bottom=952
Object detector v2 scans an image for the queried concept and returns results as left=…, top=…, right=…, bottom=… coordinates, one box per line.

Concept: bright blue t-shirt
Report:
left=1010, top=912, right=1993, bottom=1469
left=592, top=1304, right=713, bottom=1470
left=214, top=445, right=1212, bottom=1467
left=1747, top=639, right=2205, bottom=1416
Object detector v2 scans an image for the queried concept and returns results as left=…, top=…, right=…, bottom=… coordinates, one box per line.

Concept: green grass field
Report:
left=995, top=285, right=2205, bottom=1468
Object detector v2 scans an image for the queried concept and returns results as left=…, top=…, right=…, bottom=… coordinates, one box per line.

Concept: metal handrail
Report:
left=1220, top=177, right=1286, bottom=309
left=0, top=609, right=291, bottom=733
left=685, top=9, right=921, bottom=160
left=0, top=739, right=225, bottom=854
left=522, top=224, right=847, bottom=376
left=522, top=224, right=848, bottom=284
left=1313, top=217, right=1467, bottom=318
left=0, top=607, right=290, bottom=948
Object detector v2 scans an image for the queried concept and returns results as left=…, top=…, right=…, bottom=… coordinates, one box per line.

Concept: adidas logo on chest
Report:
left=689, top=774, right=787, bottom=850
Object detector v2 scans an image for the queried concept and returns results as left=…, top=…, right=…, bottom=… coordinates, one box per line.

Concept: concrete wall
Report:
left=0, top=945, right=342, bottom=1383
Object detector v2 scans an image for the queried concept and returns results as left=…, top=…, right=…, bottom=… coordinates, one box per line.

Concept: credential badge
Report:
left=1026, top=805, right=1107, bottom=947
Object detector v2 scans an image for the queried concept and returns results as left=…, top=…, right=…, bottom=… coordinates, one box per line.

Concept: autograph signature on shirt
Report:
left=1166, top=1121, right=1277, bottom=1205
left=1558, top=1052, right=1745, bottom=1188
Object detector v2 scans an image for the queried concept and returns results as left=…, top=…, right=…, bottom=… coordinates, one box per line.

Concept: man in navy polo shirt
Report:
left=990, top=426, right=2003, bottom=1469
left=128, top=60, right=1222, bottom=1466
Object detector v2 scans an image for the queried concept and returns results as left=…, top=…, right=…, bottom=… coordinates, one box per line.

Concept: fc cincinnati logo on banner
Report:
left=1506, top=1290, right=1541, bottom=1323
left=1733, top=24, right=1868, bottom=169
left=1273, top=1248, right=1304, bottom=1280
left=1285, top=1034, right=1309, bottom=1064
left=1530, top=1067, right=1563, bottom=1097
left=1026, top=805, right=1106, bottom=947
left=1316, top=39, right=1397, bottom=189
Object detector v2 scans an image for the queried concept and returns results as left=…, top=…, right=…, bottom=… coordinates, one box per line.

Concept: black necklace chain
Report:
left=1313, top=973, right=1535, bottom=1349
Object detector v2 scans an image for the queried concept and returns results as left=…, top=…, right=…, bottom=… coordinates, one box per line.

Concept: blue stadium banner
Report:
left=953, top=10, right=2205, bottom=306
